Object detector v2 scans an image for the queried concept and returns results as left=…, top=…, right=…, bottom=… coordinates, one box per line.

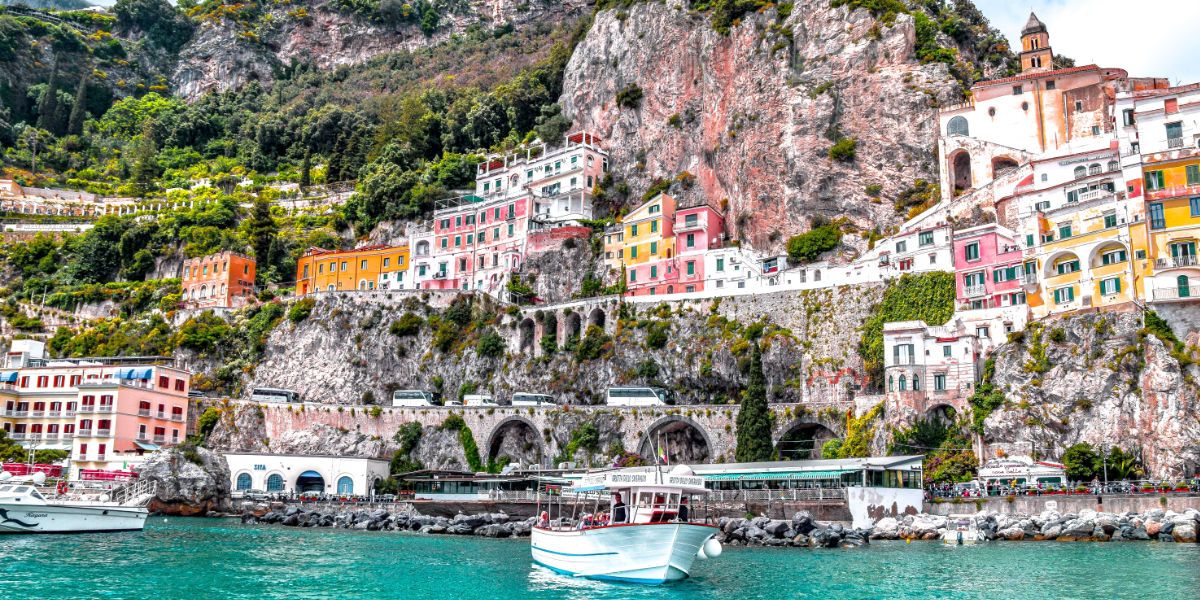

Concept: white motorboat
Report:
left=530, top=465, right=722, bottom=584
left=0, top=474, right=155, bottom=534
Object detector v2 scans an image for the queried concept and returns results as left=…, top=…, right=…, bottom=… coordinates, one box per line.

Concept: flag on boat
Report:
left=658, top=446, right=668, bottom=465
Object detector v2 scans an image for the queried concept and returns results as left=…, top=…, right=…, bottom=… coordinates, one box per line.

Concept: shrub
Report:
left=288, top=297, right=316, bottom=323
left=476, top=328, right=505, bottom=358
left=176, top=312, right=232, bottom=353
left=390, top=312, right=424, bottom=337
left=195, top=407, right=221, bottom=442
left=636, top=359, right=660, bottom=379
left=1049, top=327, right=1067, bottom=343
left=645, top=321, right=669, bottom=349
left=786, top=222, right=841, bottom=263
left=828, top=138, right=857, bottom=162
left=576, top=325, right=611, bottom=361
left=616, top=83, right=644, bottom=109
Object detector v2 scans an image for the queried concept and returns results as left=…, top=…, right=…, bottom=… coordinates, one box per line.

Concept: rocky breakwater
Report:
left=870, top=508, right=1200, bottom=543
left=715, top=511, right=870, bottom=549
left=243, top=507, right=533, bottom=538
left=139, top=446, right=232, bottom=516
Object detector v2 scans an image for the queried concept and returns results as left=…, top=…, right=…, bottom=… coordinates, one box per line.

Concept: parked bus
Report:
left=250, top=388, right=300, bottom=404
left=511, top=393, right=556, bottom=407
left=605, top=387, right=669, bottom=407
left=392, top=390, right=436, bottom=407
left=464, top=394, right=503, bottom=407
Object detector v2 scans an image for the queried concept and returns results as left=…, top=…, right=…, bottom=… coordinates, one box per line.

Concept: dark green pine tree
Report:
left=247, top=196, right=277, bottom=283
left=67, top=72, right=89, bottom=136
left=299, top=148, right=311, bottom=188
left=36, top=64, right=61, bottom=134
left=735, top=342, right=774, bottom=462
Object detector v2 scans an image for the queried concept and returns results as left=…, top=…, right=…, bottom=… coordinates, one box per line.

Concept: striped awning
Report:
left=702, top=470, right=852, bottom=482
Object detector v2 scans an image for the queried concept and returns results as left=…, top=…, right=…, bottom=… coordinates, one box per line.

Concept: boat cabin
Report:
left=0, top=484, right=47, bottom=504
left=538, top=466, right=709, bottom=530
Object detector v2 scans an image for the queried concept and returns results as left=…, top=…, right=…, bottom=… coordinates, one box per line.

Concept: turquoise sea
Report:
left=1, top=518, right=1197, bottom=599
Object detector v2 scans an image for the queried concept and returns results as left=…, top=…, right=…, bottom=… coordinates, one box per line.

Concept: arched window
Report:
left=1073, top=166, right=1087, bottom=179
left=1178, top=275, right=1191, bottom=298
left=888, top=375, right=894, bottom=392
left=912, top=375, right=921, bottom=391
left=266, top=474, right=284, bottom=492
left=947, top=116, right=969, bottom=137
left=899, top=375, right=907, bottom=392
left=1088, top=163, right=1101, bottom=175
left=1107, top=160, right=1118, bottom=172
left=337, top=476, right=354, bottom=495
left=236, top=473, right=252, bottom=491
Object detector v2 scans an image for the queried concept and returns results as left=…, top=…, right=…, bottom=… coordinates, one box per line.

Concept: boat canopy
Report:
left=703, top=469, right=852, bottom=481
left=572, top=466, right=709, bottom=494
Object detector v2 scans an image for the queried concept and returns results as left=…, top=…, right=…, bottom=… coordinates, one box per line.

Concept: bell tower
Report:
left=1019, top=12, right=1053, bottom=72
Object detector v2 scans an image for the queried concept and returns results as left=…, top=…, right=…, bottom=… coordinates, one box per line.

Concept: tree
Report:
left=67, top=72, right=89, bottom=136
left=247, top=197, right=277, bottom=283
left=1062, top=442, right=1100, bottom=481
left=735, top=342, right=773, bottom=462
left=113, top=0, right=195, bottom=53
left=36, top=62, right=61, bottom=134
left=299, top=148, right=312, bottom=188
left=475, top=329, right=505, bottom=358
left=128, top=123, right=161, bottom=196
left=786, top=221, right=841, bottom=263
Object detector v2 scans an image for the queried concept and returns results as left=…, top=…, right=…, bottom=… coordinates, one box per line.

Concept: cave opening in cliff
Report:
left=638, top=417, right=711, bottom=464
left=777, top=422, right=838, bottom=460
left=925, top=404, right=957, bottom=425
left=991, top=156, right=1019, bottom=178
left=519, top=318, right=535, bottom=353
left=487, top=418, right=544, bottom=468
left=951, top=150, right=973, bottom=194
left=587, top=307, right=606, bottom=330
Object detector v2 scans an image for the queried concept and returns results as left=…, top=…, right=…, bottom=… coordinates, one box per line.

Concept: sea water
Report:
left=1, top=518, right=1196, bottom=599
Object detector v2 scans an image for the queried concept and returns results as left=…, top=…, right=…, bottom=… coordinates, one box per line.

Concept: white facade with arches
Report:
left=225, top=452, right=389, bottom=497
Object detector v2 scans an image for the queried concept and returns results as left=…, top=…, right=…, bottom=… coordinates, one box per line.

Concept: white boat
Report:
left=0, top=474, right=155, bottom=534
left=530, top=465, right=722, bottom=584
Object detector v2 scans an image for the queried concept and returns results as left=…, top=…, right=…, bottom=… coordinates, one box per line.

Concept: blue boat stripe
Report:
left=530, top=546, right=619, bottom=557
left=531, top=559, right=666, bottom=585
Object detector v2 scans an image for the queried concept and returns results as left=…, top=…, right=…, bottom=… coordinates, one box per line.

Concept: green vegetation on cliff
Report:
left=858, top=271, right=956, bottom=386
left=735, top=342, right=773, bottom=461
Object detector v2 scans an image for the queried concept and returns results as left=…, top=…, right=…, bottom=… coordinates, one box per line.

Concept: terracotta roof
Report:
left=974, top=64, right=1100, bottom=89
left=1021, top=12, right=1046, bottom=36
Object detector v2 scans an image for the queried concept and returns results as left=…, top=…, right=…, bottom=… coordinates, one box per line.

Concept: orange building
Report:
left=295, top=244, right=411, bottom=295
left=181, top=251, right=257, bottom=308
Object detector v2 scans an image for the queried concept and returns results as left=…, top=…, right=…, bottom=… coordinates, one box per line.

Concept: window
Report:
left=965, top=242, right=980, bottom=261
left=1166, top=121, right=1183, bottom=141
left=947, top=116, right=969, bottom=137
left=1178, top=275, right=1192, bottom=298
left=888, top=376, right=894, bottom=392
left=266, top=474, right=284, bottom=492
left=919, top=232, right=934, bottom=246
left=649, top=204, right=660, bottom=214
left=236, top=473, right=252, bottom=491
left=340, top=261, right=347, bottom=271
left=1099, top=277, right=1122, bottom=296
left=159, top=376, right=169, bottom=388
left=896, top=241, right=907, bottom=253
left=650, top=220, right=658, bottom=233
left=1104, top=213, right=1117, bottom=228
left=1073, top=166, right=1087, bottom=179
left=1074, top=100, right=1083, bottom=111
left=466, top=234, right=473, bottom=245
left=1012, top=85, right=1023, bottom=95
left=1088, top=163, right=1101, bottom=176
left=175, top=379, right=185, bottom=392
left=508, top=224, right=514, bottom=237
left=1009, top=292, right=1027, bottom=305
left=454, top=236, right=461, bottom=247
left=1026, top=234, right=1034, bottom=248
left=1101, top=249, right=1127, bottom=265
left=440, top=238, right=448, bottom=249
left=650, top=265, right=657, bottom=278
left=943, top=345, right=951, bottom=357
left=892, top=344, right=915, bottom=366
left=337, top=476, right=354, bottom=495
left=686, top=234, right=695, bottom=248
left=912, top=375, right=920, bottom=392
left=1191, top=197, right=1200, bottom=217
left=898, top=375, right=907, bottom=392
left=934, top=374, right=946, bottom=391
left=631, top=224, right=638, bottom=236
left=1055, top=258, right=1080, bottom=275
left=478, top=231, right=486, bottom=243
left=1058, top=224, right=1072, bottom=239
left=1053, top=286, right=1075, bottom=304
left=360, top=259, right=368, bottom=269
left=1045, top=80, right=1055, bottom=90
left=629, top=270, right=637, bottom=283
left=650, top=241, right=658, bottom=255
left=716, top=258, right=725, bottom=272
left=1149, top=202, right=1166, bottom=230
left=493, top=227, right=500, bottom=239
left=1122, top=109, right=1135, bottom=126
left=1091, top=126, right=1100, bottom=136
left=630, top=246, right=638, bottom=259
left=1145, top=170, right=1165, bottom=191
left=455, top=216, right=462, bottom=227
left=686, top=261, right=695, bottom=276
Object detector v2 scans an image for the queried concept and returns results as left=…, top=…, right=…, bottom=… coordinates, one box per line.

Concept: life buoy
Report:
left=56, top=480, right=68, bottom=496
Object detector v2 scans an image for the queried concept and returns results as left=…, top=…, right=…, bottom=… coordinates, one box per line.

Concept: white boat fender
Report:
left=703, top=538, right=722, bottom=559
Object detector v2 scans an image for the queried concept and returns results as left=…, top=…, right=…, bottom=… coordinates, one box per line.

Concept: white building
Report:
left=225, top=453, right=390, bottom=497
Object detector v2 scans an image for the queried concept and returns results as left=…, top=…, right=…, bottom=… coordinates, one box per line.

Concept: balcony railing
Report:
left=96, top=429, right=112, bottom=437
left=674, top=219, right=707, bottom=233
left=171, top=414, right=184, bottom=422
left=63, top=410, right=76, bottom=417
left=78, top=405, right=95, bottom=413
left=60, top=433, right=73, bottom=440
left=76, top=428, right=93, bottom=437
left=25, top=433, right=42, bottom=442
left=9, top=433, right=26, bottom=441
left=1167, top=137, right=1185, bottom=149
left=96, top=405, right=114, bottom=413
left=136, top=433, right=149, bottom=442
left=965, top=284, right=987, bottom=297
left=1019, top=272, right=1038, bottom=285
left=30, top=410, right=43, bottom=417
left=45, top=410, right=60, bottom=417
left=153, top=435, right=166, bottom=444
left=1152, top=286, right=1196, bottom=301
left=1156, top=255, right=1198, bottom=269
left=156, top=411, right=167, bottom=419
left=138, top=409, right=150, bottom=416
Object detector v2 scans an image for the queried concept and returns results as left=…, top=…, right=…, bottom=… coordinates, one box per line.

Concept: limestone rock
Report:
left=140, top=446, right=231, bottom=516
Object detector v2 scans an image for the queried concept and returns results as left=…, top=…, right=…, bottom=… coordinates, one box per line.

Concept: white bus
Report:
left=392, top=390, right=436, bottom=407
left=511, top=393, right=556, bottom=407
left=251, top=388, right=300, bottom=404
left=605, top=387, right=669, bottom=407
left=464, top=394, right=503, bottom=407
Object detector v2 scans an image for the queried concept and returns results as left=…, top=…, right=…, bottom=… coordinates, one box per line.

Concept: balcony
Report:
left=138, top=409, right=150, bottom=417
left=1167, top=137, right=1185, bottom=149
left=9, top=433, right=26, bottom=441
left=674, top=218, right=707, bottom=234
left=60, top=433, right=73, bottom=441
left=136, top=433, right=149, bottom=442
left=153, top=435, right=166, bottom=444
left=1152, top=286, right=1197, bottom=302
left=9, top=410, right=28, bottom=418
left=63, top=410, right=76, bottom=418
left=156, top=411, right=167, bottom=419
left=96, top=429, right=112, bottom=437
left=965, top=284, right=987, bottom=298
left=1155, top=255, right=1198, bottom=270
left=45, top=410, right=60, bottom=417
left=1145, top=182, right=1200, bottom=202
left=76, top=428, right=93, bottom=437
left=30, top=410, right=43, bottom=417
left=77, top=405, right=95, bottom=413
left=95, top=405, right=114, bottom=413
left=25, top=433, right=42, bottom=442
left=1019, top=272, right=1038, bottom=286
left=171, top=414, right=184, bottom=422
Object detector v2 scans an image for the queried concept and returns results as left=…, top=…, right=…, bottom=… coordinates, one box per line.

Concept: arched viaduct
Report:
left=245, top=400, right=854, bottom=467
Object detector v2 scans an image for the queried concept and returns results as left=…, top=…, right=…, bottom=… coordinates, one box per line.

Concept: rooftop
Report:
left=974, top=64, right=1101, bottom=89
left=1020, top=11, right=1046, bottom=36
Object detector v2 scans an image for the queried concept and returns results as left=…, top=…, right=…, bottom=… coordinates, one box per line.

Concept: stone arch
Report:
left=486, top=416, right=545, bottom=468
left=947, top=115, right=969, bottom=137
left=1073, top=165, right=1087, bottom=179
left=950, top=150, right=972, bottom=194
left=336, top=475, right=354, bottom=495
left=235, top=472, right=252, bottom=491
left=1089, top=240, right=1128, bottom=268
left=587, top=307, right=606, bottom=330
left=776, top=420, right=839, bottom=460
left=295, top=469, right=326, bottom=493
left=991, top=156, right=1019, bottom=178
left=265, top=472, right=285, bottom=492
left=542, top=312, right=558, bottom=349
left=925, top=403, right=958, bottom=424
left=637, top=415, right=713, bottom=464
left=518, top=318, right=536, bottom=353
left=563, top=310, right=582, bottom=345
left=1044, top=250, right=1081, bottom=278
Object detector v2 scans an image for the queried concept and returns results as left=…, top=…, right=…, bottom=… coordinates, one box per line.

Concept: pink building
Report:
left=952, top=223, right=1031, bottom=310
left=603, top=195, right=727, bottom=296
left=416, top=195, right=531, bottom=294
left=673, top=202, right=726, bottom=294
left=0, top=341, right=191, bottom=479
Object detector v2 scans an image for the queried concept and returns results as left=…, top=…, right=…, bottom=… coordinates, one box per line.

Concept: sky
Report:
left=973, top=0, right=1200, bottom=85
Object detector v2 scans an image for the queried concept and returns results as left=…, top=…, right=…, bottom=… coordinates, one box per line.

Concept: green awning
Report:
left=702, top=470, right=852, bottom=481
left=134, top=441, right=160, bottom=451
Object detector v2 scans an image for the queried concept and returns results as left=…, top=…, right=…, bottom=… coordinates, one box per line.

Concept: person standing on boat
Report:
left=677, top=497, right=689, bottom=522
left=612, top=493, right=627, bottom=524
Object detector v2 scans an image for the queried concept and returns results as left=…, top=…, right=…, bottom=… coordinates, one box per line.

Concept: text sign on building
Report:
left=253, top=464, right=266, bottom=471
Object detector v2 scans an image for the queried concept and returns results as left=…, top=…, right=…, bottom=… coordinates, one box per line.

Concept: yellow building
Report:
left=1142, top=156, right=1200, bottom=301
left=295, top=244, right=411, bottom=296
left=602, top=194, right=680, bottom=295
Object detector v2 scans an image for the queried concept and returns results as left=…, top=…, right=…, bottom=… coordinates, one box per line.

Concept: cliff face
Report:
left=172, top=0, right=591, bottom=100
left=982, top=312, right=1200, bottom=478
left=560, top=2, right=965, bottom=252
